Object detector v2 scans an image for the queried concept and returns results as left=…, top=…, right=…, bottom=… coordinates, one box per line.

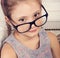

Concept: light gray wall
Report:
left=43, top=0, right=60, bottom=21
left=0, top=0, right=8, bottom=47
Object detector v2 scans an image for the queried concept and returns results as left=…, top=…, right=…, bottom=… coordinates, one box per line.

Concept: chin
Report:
left=27, top=33, right=37, bottom=37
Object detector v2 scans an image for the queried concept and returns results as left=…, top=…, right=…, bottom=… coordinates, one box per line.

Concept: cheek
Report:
left=17, top=24, right=30, bottom=32
left=35, top=18, right=43, bottom=26
left=38, top=20, right=42, bottom=24
left=35, top=15, right=46, bottom=26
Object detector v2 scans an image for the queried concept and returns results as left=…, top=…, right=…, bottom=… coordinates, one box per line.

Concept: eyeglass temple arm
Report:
left=41, top=4, right=48, bottom=16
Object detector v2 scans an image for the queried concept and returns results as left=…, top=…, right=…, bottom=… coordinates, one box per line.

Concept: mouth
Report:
left=29, top=28, right=38, bottom=32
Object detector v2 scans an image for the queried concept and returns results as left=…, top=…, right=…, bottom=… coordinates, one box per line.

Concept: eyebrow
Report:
left=10, top=10, right=41, bottom=25
left=33, top=10, right=41, bottom=15
left=18, top=10, right=41, bottom=19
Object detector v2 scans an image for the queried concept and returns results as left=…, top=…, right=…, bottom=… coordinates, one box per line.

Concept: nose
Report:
left=31, top=24, right=36, bottom=28
left=27, top=17, right=36, bottom=28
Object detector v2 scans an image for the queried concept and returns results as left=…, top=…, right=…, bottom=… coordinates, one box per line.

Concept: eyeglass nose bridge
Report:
left=29, top=19, right=37, bottom=28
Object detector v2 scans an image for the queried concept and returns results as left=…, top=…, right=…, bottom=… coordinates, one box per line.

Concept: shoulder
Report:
left=46, top=31, right=59, bottom=47
left=1, top=43, right=17, bottom=58
left=46, top=31, right=60, bottom=58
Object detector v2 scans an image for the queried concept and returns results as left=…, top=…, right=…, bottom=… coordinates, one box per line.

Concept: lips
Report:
left=29, top=28, right=37, bottom=32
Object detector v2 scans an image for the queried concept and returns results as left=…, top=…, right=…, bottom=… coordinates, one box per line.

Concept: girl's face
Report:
left=10, top=1, right=42, bottom=37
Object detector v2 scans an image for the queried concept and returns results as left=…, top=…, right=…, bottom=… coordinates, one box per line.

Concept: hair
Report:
left=1, top=0, right=41, bottom=18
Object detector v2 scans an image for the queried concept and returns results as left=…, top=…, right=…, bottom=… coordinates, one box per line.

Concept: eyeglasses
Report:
left=9, top=4, right=48, bottom=33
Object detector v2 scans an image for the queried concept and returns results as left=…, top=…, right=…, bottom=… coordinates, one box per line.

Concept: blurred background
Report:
left=0, top=0, right=60, bottom=47
left=42, top=0, right=60, bottom=44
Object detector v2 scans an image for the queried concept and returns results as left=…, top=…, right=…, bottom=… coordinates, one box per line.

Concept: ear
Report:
left=5, top=16, right=12, bottom=26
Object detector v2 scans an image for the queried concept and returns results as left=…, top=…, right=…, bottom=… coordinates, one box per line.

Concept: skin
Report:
left=1, top=1, right=60, bottom=58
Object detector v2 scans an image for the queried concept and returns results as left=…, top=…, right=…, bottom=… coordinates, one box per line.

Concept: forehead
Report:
left=11, top=2, right=41, bottom=20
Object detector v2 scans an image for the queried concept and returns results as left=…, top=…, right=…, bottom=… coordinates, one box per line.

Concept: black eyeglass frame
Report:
left=8, top=4, right=48, bottom=33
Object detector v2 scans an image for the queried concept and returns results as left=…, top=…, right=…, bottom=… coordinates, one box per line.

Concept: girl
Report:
left=1, top=0, right=60, bottom=58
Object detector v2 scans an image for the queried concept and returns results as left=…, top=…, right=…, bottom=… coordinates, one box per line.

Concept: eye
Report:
left=34, top=12, right=40, bottom=17
left=18, top=18, right=25, bottom=22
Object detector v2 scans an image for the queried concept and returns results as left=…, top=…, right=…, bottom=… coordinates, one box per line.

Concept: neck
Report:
left=13, top=30, right=39, bottom=43
left=13, top=30, right=40, bottom=50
